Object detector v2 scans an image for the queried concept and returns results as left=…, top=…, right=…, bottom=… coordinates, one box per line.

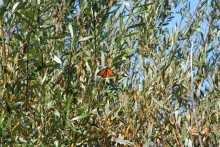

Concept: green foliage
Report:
left=0, top=0, right=219, bottom=146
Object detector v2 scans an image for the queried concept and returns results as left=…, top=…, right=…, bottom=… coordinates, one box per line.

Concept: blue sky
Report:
left=167, top=0, right=199, bottom=33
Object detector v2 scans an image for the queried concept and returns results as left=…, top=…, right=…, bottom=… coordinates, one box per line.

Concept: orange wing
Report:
left=98, top=67, right=114, bottom=78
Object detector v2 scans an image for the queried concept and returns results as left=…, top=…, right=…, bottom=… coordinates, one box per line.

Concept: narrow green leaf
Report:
left=71, top=113, right=90, bottom=121
left=79, top=35, right=94, bottom=41
left=101, top=51, right=105, bottom=67
left=120, top=16, right=123, bottom=30
left=68, top=23, right=73, bottom=38
left=45, top=35, right=66, bottom=39
left=181, top=122, right=186, bottom=141
left=152, top=98, right=169, bottom=110
left=200, top=0, right=207, bottom=8
left=124, top=32, right=139, bottom=38
left=128, top=23, right=145, bottom=29
left=56, top=88, right=62, bottom=103
left=12, top=2, right=20, bottom=13
left=112, top=138, right=134, bottom=146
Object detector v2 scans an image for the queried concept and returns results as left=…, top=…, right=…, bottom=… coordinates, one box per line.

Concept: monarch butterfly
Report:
left=98, top=67, right=114, bottom=78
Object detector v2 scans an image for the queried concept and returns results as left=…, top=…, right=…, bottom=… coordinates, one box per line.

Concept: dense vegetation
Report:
left=0, top=0, right=219, bottom=146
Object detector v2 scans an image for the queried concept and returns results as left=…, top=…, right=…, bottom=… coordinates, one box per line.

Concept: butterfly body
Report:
left=98, top=67, right=114, bottom=78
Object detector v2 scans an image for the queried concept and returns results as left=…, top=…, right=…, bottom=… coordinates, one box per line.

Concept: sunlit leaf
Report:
left=71, top=113, right=90, bottom=121
left=52, top=55, right=62, bottom=64
left=12, top=2, right=20, bottom=13
left=79, top=35, right=94, bottom=41
left=68, top=23, right=73, bottom=38
left=113, top=138, right=134, bottom=146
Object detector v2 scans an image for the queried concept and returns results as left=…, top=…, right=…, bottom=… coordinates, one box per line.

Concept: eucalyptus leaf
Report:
left=79, top=35, right=93, bottom=41
left=71, top=113, right=90, bottom=121
left=12, top=2, right=20, bottom=13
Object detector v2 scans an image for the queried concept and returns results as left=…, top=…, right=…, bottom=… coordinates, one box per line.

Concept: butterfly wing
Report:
left=98, top=68, right=107, bottom=78
left=106, top=68, right=114, bottom=77
left=98, top=67, right=114, bottom=78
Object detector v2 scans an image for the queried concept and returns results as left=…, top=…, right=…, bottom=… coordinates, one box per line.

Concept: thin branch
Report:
left=190, top=41, right=203, bottom=147
left=0, top=18, right=10, bottom=113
